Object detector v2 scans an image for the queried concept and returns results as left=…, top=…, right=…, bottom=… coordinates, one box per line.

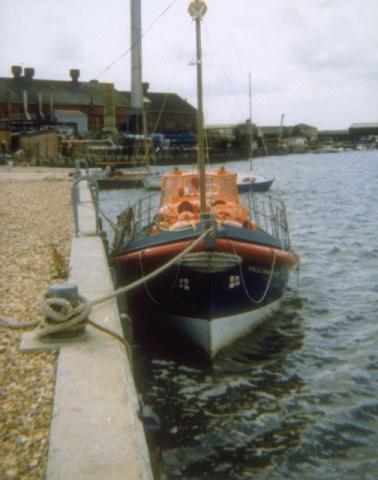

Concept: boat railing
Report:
left=131, top=191, right=291, bottom=248
left=132, top=193, right=160, bottom=234
left=242, top=193, right=291, bottom=247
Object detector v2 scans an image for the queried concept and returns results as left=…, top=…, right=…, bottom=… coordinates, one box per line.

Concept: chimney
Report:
left=22, top=90, right=31, bottom=120
left=142, top=82, right=149, bottom=95
left=102, top=83, right=117, bottom=136
left=70, top=69, right=80, bottom=82
left=11, top=65, right=23, bottom=78
left=38, top=92, right=45, bottom=120
left=24, top=67, right=35, bottom=80
left=6, top=92, right=12, bottom=119
left=49, top=90, right=55, bottom=122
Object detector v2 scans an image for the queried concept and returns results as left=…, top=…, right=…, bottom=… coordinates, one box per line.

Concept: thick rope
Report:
left=0, top=316, right=39, bottom=329
left=91, top=225, right=213, bottom=306
left=138, top=251, right=181, bottom=305
left=38, top=294, right=91, bottom=338
left=0, top=226, right=213, bottom=351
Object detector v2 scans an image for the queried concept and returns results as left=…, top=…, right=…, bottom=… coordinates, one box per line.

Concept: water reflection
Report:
left=133, top=292, right=307, bottom=478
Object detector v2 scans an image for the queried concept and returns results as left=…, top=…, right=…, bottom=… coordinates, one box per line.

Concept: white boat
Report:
left=236, top=172, right=274, bottom=193
left=142, top=173, right=162, bottom=190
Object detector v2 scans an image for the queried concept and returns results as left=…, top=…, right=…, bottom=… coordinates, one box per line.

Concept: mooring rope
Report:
left=0, top=226, right=213, bottom=351
left=0, top=316, right=39, bottom=329
left=139, top=250, right=181, bottom=305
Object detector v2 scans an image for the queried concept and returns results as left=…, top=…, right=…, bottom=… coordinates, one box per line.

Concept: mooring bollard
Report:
left=40, top=283, right=90, bottom=339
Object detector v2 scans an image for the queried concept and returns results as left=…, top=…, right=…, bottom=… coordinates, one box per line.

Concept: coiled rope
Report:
left=0, top=226, right=213, bottom=350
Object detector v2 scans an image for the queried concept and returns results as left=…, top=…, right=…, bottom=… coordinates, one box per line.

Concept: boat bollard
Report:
left=39, top=283, right=90, bottom=339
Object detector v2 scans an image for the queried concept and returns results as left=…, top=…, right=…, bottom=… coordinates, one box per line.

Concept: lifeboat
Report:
left=111, top=167, right=298, bottom=359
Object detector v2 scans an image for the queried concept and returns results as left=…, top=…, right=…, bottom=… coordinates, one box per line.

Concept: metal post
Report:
left=71, top=176, right=101, bottom=237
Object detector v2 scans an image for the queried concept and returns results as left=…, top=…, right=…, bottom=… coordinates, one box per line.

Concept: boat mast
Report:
left=188, top=1, right=208, bottom=218
left=248, top=72, right=253, bottom=168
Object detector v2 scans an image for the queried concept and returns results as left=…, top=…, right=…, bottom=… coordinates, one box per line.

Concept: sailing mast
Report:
left=188, top=0, right=208, bottom=219
left=248, top=72, right=253, bottom=168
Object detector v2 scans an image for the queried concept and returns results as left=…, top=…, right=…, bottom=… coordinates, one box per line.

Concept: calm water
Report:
left=100, top=151, right=378, bottom=479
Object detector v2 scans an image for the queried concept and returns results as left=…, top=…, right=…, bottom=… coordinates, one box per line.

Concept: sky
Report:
left=1, top=0, right=377, bottom=130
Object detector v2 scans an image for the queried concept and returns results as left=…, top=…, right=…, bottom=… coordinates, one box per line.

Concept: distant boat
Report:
left=236, top=74, right=274, bottom=193
left=95, top=166, right=148, bottom=189
left=236, top=172, right=274, bottom=193
left=110, top=1, right=298, bottom=359
left=142, top=172, right=163, bottom=190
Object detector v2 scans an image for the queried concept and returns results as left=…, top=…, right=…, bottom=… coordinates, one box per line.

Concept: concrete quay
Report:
left=20, top=173, right=153, bottom=479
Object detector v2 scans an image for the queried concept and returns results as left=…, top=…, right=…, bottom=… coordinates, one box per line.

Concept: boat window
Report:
left=160, top=177, right=182, bottom=204
left=229, top=275, right=240, bottom=288
left=178, top=278, right=190, bottom=290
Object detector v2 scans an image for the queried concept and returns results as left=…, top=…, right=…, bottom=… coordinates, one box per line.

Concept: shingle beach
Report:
left=0, top=167, right=73, bottom=480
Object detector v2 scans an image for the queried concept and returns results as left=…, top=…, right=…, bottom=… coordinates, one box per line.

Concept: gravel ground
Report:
left=0, top=167, right=73, bottom=480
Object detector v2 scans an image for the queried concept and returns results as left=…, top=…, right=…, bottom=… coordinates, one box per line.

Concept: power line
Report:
left=98, top=0, right=179, bottom=77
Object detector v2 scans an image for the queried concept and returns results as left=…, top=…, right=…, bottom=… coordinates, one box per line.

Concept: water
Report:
left=100, top=151, right=378, bottom=479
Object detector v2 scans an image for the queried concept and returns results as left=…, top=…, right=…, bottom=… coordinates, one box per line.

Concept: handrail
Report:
left=71, top=175, right=101, bottom=237
left=129, top=190, right=291, bottom=249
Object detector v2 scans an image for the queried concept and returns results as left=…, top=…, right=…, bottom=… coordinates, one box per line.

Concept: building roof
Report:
left=144, top=92, right=196, bottom=115
left=206, top=123, right=237, bottom=129
left=318, top=129, right=349, bottom=135
left=0, top=75, right=196, bottom=116
left=349, top=122, right=378, bottom=129
left=0, top=76, right=130, bottom=107
left=260, top=126, right=283, bottom=135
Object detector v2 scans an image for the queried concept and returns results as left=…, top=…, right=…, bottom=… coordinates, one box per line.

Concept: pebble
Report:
left=0, top=168, right=73, bottom=480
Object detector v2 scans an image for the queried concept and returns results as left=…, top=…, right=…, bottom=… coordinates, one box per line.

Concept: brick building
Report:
left=0, top=66, right=197, bottom=138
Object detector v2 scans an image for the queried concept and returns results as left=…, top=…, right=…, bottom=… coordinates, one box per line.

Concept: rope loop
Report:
left=37, top=294, right=92, bottom=338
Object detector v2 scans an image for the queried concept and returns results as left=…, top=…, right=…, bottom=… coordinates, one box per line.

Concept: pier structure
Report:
left=20, top=173, right=153, bottom=479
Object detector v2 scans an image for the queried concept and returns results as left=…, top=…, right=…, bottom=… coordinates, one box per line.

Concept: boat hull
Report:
left=237, top=177, right=274, bottom=193
left=116, top=246, right=291, bottom=358
left=143, top=175, right=161, bottom=190
left=162, top=297, right=283, bottom=358
left=96, top=172, right=147, bottom=190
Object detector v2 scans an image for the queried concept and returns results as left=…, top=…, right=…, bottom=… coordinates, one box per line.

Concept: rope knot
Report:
left=38, top=293, right=92, bottom=339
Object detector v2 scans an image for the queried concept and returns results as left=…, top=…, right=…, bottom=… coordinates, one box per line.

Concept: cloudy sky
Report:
left=1, top=0, right=377, bottom=130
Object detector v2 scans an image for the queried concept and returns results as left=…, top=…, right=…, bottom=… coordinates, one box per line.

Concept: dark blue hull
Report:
left=97, top=177, right=145, bottom=189
left=119, top=258, right=288, bottom=321
left=237, top=178, right=274, bottom=193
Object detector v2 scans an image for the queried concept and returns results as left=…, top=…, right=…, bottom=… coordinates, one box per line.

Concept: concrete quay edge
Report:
left=22, top=178, right=153, bottom=479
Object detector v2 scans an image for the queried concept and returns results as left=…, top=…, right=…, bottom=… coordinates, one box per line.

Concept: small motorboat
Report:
left=142, top=173, right=162, bottom=190
left=236, top=172, right=274, bottom=193
left=95, top=167, right=148, bottom=189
